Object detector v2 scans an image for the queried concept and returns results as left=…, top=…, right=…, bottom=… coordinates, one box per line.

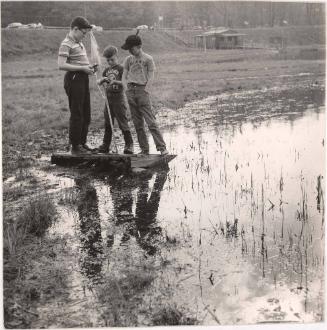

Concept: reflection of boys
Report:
left=75, top=177, right=103, bottom=284
left=134, top=170, right=168, bottom=255
left=108, top=170, right=168, bottom=255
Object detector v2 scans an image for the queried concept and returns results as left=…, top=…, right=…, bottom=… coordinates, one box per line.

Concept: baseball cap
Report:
left=71, top=16, right=92, bottom=29
left=103, top=46, right=118, bottom=58
left=121, top=35, right=142, bottom=50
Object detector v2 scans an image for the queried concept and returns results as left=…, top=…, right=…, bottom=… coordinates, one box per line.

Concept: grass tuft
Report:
left=4, top=196, right=57, bottom=261
left=152, top=305, right=198, bottom=326
left=20, top=197, right=58, bottom=237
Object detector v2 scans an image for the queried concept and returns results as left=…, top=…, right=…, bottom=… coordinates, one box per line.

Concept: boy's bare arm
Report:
left=145, top=69, right=154, bottom=93
left=97, top=77, right=109, bottom=85
left=58, top=56, right=94, bottom=75
left=109, top=80, right=123, bottom=86
left=122, top=69, right=128, bottom=90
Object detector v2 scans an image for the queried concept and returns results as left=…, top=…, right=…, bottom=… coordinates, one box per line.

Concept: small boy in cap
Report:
left=58, top=16, right=96, bottom=155
left=96, top=46, right=134, bottom=154
left=121, top=34, right=168, bottom=156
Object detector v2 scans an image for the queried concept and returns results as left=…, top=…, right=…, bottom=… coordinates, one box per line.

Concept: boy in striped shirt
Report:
left=58, top=16, right=96, bottom=154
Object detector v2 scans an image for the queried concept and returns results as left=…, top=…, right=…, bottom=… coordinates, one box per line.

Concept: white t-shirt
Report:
left=123, top=51, right=155, bottom=85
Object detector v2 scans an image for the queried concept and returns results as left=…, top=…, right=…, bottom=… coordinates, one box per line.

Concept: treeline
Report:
left=1, top=1, right=325, bottom=29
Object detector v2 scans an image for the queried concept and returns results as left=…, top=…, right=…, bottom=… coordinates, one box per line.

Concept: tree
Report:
left=1, top=1, right=325, bottom=28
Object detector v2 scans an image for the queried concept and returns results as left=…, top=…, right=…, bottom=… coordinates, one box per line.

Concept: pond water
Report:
left=33, top=83, right=325, bottom=327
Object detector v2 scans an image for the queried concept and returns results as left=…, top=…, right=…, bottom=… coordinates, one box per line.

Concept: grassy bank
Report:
left=1, top=29, right=187, bottom=59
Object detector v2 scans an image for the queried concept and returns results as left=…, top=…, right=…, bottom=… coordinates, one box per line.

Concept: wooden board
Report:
left=51, top=153, right=176, bottom=169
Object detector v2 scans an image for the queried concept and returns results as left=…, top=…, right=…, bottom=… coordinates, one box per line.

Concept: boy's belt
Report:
left=128, top=82, right=146, bottom=88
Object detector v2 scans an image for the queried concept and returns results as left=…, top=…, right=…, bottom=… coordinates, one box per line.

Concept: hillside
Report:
left=1, top=29, right=188, bottom=60
left=2, top=24, right=325, bottom=61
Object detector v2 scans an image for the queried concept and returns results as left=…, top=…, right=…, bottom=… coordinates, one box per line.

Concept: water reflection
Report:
left=75, top=177, right=104, bottom=284
left=133, top=170, right=168, bottom=255
left=155, top=87, right=325, bottom=323
left=74, top=169, right=169, bottom=284
left=107, top=170, right=168, bottom=256
left=41, top=83, right=325, bottom=326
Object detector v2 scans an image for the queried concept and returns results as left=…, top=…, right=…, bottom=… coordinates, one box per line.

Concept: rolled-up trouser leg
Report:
left=110, top=97, right=131, bottom=132
left=103, top=105, right=115, bottom=147
left=109, top=97, right=134, bottom=149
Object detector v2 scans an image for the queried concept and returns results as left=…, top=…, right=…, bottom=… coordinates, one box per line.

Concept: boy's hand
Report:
left=92, top=65, right=99, bottom=73
left=144, top=84, right=152, bottom=93
left=97, top=78, right=108, bottom=85
left=83, top=66, right=95, bottom=75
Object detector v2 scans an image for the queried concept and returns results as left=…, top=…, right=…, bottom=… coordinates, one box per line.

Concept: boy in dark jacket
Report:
left=97, top=46, right=134, bottom=154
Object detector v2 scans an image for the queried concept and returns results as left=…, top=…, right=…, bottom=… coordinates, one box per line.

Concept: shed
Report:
left=269, top=36, right=287, bottom=49
left=194, top=27, right=246, bottom=49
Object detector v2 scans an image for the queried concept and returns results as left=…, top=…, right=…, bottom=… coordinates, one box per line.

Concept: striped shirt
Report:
left=58, top=34, right=89, bottom=66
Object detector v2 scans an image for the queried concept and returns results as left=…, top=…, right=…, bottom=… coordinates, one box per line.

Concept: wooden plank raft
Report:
left=51, top=153, right=176, bottom=170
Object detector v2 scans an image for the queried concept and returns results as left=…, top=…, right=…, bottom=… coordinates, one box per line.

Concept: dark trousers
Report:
left=103, top=95, right=133, bottom=148
left=64, top=72, right=91, bottom=146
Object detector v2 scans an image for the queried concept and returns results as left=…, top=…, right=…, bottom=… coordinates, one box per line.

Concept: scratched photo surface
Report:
left=1, top=1, right=325, bottom=328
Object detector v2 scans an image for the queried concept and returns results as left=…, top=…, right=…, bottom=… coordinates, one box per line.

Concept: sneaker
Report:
left=71, top=145, right=91, bottom=155
left=124, top=144, right=134, bottom=154
left=97, top=144, right=109, bottom=153
left=82, top=144, right=94, bottom=151
left=160, top=149, right=169, bottom=156
left=138, top=150, right=149, bottom=156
